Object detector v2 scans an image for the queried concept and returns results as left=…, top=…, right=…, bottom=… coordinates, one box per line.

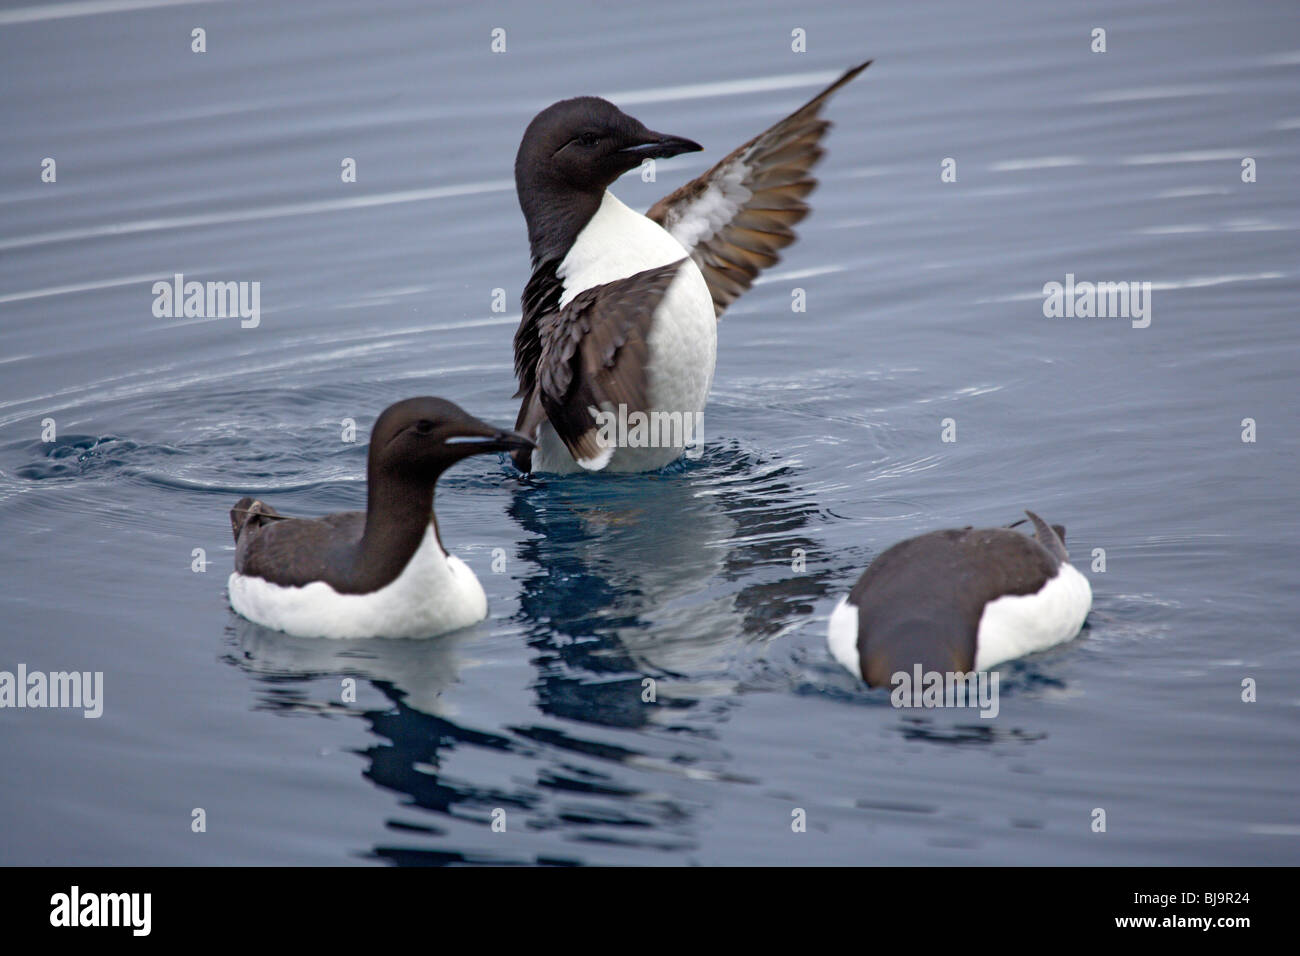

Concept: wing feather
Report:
left=532, top=260, right=685, bottom=468
left=646, top=61, right=870, bottom=317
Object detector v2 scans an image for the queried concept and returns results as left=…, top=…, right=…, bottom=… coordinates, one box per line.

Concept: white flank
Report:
left=974, top=562, right=1092, bottom=670
left=826, top=596, right=862, bottom=679
left=531, top=191, right=717, bottom=473
left=228, top=526, right=487, bottom=639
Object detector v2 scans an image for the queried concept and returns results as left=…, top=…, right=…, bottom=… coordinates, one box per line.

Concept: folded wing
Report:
left=235, top=509, right=364, bottom=588
left=529, top=260, right=685, bottom=469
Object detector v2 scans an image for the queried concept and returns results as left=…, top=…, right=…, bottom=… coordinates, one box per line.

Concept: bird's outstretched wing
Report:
left=646, top=60, right=870, bottom=317
left=527, top=259, right=685, bottom=469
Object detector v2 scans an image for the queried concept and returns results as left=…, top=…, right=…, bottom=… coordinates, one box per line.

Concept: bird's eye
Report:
left=576, top=132, right=601, bottom=148
left=414, top=420, right=435, bottom=435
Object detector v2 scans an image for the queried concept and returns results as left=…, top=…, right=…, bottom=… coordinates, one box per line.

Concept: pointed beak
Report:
left=445, top=423, right=536, bottom=455
left=618, top=130, right=703, bottom=160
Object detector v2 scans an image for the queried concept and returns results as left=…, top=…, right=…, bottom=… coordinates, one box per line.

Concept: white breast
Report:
left=228, top=526, right=487, bottom=639
left=558, top=190, right=696, bottom=303
left=974, top=561, right=1092, bottom=670
left=533, top=191, right=717, bottom=474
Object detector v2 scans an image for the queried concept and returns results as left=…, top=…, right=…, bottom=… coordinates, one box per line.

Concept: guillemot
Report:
left=510, top=61, right=871, bottom=474
left=226, top=397, right=533, bottom=639
left=828, top=512, right=1092, bottom=686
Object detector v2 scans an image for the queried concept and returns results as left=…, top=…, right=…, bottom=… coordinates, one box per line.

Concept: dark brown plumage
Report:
left=848, top=512, right=1069, bottom=686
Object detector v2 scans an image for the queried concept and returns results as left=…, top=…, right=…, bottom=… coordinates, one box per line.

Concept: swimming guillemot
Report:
left=226, top=397, right=534, bottom=639
left=510, top=61, right=871, bottom=474
left=828, top=512, right=1092, bottom=686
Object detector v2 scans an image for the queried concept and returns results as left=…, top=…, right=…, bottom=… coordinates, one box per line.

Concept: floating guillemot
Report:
left=510, top=61, right=871, bottom=474
left=828, top=512, right=1092, bottom=686
left=227, top=397, right=533, bottom=639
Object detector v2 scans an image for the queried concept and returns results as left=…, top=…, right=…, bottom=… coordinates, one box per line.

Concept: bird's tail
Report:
left=1024, top=510, right=1069, bottom=563
left=230, top=497, right=283, bottom=543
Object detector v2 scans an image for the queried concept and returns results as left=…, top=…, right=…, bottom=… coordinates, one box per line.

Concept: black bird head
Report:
left=514, top=96, right=702, bottom=263
left=517, top=96, right=702, bottom=192
left=370, top=397, right=534, bottom=483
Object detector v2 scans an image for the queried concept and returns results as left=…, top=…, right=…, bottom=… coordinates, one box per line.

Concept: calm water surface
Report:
left=1, top=0, right=1298, bottom=865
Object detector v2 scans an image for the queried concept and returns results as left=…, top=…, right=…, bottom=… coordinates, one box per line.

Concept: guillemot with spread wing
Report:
left=828, top=512, right=1093, bottom=686
left=510, top=61, right=871, bottom=474
left=227, top=397, right=533, bottom=639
